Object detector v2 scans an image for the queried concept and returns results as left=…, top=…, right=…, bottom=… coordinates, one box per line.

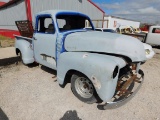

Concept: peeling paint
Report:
left=83, top=54, right=88, bottom=58
left=91, top=75, right=101, bottom=89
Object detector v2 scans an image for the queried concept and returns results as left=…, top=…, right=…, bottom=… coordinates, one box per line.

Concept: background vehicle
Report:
left=15, top=10, right=146, bottom=109
left=144, top=26, right=160, bottom=45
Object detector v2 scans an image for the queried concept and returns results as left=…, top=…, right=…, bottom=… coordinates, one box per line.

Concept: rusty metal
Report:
left=117, top=75, right=137, bottom=96
left=131, top=64, right=137, bottom=70
left=15, top=20, right=34, bottom=38
left=97, top=69, right=144, bottom=110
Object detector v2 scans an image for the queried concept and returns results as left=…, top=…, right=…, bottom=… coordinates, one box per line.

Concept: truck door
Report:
left=146, top=27, right=160, bottom=45
left=33, top=15, right=57, bottom=70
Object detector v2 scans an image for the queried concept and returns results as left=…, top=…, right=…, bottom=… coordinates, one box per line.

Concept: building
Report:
left=0, top=1, right=5, bottom=6
left=103, top=15, right=140, bottom=30
left=0, top=0, right=104, bottom=38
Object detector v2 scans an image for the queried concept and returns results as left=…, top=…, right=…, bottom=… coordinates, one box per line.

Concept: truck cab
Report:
left=15, top=10, right=147, bottom=109
left=33, top=10, right=94, bottom=70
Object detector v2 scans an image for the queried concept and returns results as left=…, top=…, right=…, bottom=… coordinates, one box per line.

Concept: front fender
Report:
left=15, top=37, right=34, bottom=64
left=57, top=52, right=126, bottom=102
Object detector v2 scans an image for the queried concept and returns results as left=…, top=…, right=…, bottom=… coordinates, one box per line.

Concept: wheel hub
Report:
left=75, top=77, right=94, bottom=98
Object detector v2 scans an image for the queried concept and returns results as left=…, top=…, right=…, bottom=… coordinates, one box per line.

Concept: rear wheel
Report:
left=71, top=73, right=97, bottom=104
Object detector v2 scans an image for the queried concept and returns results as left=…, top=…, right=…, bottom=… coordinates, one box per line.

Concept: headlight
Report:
left=145, top=49, right=150, bottom=55
left=113, top=66, right=119, bottom=79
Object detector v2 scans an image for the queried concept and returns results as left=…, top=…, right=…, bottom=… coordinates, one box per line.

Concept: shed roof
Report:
left=105, top=15, right=140, bottom=22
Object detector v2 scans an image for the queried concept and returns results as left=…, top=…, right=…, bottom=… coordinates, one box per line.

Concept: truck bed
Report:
left=122, top=33, right=147, bottom=42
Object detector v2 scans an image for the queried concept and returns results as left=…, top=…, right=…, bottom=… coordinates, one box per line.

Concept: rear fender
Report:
left=15, top=37, right=34, bottom=64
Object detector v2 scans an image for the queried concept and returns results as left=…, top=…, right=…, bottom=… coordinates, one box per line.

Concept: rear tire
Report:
left=19, top=52, right=36, bottom=66
left=71, top=73, right=97, bottom=104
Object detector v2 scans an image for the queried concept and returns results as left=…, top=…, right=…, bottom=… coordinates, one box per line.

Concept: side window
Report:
left=57, top=19, right=66, bottom=31
left=37, top=16, right=55, bottom=34
left=152, top=28, right=160, bottom=34
left=85, top=20, right=91, bottom=27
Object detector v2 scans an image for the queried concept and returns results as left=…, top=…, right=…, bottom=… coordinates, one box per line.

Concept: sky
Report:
left=92, top=0, right=160, bottom=24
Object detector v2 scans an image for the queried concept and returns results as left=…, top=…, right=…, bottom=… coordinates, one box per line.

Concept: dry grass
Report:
left=0, top=35, right=15, bottom=48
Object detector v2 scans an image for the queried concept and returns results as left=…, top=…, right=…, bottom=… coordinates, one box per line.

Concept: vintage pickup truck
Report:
left=15, top=10, right=147, bottom=109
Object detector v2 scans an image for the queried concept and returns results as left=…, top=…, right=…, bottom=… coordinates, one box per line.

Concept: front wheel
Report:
left=71, top=73, right=98, bottom=104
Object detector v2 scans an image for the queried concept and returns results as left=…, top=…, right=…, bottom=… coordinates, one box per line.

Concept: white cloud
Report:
left=97, top=0, right=160, bottom=15
left=114, top=10, right=132, bottom=14
left=95, top=0, right=160, bottom=24
left=138, top=7, right=160, bottom=14
left=97, top=2, right=121, bottom=9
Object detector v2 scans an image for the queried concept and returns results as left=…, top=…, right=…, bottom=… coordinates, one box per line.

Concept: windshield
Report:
left=56, top=14, right=94, bottom=32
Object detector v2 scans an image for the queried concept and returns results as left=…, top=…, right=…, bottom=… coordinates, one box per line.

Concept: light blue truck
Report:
left=15, top=10, right=146, bottom=109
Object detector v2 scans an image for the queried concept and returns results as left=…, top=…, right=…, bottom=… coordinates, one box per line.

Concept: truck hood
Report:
left=64, top=31, right=147, bottom=62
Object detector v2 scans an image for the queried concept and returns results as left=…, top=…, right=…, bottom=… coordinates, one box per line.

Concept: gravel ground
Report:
left=0, top=47, right=160, bottom=120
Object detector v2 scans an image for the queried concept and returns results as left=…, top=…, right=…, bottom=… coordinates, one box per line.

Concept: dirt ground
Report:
left=0, top=47, right=160, bottom=120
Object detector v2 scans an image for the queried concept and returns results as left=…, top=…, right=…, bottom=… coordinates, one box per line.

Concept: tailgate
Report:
left=15, top=20, right=34, bottom=38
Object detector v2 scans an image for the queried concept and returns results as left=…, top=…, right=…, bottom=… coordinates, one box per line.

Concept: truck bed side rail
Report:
left=15, top=20, right=34, bottom=38
left=122, top=33, right=147, bottom=42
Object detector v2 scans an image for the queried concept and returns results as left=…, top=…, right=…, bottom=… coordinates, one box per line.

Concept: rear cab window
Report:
left=152, top=28, right=160, bottom=34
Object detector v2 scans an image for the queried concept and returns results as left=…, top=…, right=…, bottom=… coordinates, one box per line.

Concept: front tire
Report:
left=71, top=73, right=97, bottom=104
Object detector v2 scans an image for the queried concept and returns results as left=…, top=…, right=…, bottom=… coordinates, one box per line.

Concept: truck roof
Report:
left=150, top=26, right=160, bottom=28
left=149, top=26, right=160, bottom=32
left=36, top=10, right=83, bottom=16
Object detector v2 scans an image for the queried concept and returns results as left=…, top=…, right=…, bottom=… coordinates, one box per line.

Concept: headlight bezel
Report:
left=113, top=66, right=119, bottom=79
left=145, top=49, right=150, bottom=55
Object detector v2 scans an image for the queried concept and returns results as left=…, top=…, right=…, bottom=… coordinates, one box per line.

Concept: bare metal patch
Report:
left=82, top=54, right=88, bottom=58
left=91, top=76, right=101, bottom=89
